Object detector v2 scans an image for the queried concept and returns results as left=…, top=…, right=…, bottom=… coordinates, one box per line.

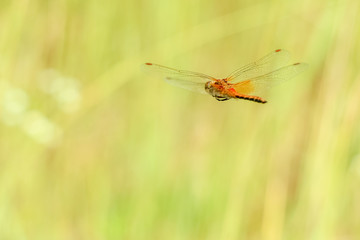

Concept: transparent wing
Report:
left=227, top=49, right=291, bottom=83
left=142, top=62, right=214, bottom=94
left=142, top=63, right=215, bottom=82
left=165, top=77, right=207, bottom=94
left=232, top=63, right=308, bottom=95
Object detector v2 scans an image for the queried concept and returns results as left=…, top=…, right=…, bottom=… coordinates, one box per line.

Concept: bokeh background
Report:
left=1, top=0, right=360, bottom=239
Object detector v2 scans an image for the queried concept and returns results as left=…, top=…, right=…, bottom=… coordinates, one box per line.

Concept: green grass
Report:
left=1, top=0, right=360, bottom=239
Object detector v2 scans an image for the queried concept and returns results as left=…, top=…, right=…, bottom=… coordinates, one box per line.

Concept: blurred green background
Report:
left=1, top=0, right=360, bottom=239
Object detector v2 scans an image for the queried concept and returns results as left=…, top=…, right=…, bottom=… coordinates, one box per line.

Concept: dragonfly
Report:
left=143, top=49, right=308, bottom=104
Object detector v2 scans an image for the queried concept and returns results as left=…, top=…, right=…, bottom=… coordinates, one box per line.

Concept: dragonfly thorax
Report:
left=205, top=80, right=231, bottom=101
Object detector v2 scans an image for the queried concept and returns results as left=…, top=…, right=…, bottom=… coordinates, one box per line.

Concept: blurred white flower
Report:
left=3, top=88, right=29, bottom=114
left=0, top=84, right=29, bottom=126
left=0, top=79, right=62, bottom=145
left=0, top=68, right=80, bottom=145
left=38, top=69, right=82, bottom=113
left=21, top=110, right=62, bottom=145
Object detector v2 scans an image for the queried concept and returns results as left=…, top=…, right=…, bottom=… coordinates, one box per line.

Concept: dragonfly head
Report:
left=205, top=81, right=212, bottom=93
left=205, top=81, right=220, bottom=90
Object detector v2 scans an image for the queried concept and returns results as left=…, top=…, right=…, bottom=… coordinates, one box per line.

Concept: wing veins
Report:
left=227, top=49, right=291, bottom=82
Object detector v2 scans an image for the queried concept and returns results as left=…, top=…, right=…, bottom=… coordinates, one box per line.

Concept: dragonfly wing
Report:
left=143, top=63, right=213, bottom=94
left=227, top=49, right=291, bottom=83
left=165, top=77, right=207, bottom=94
left=142, top=63, right=215, bottom=83
left=233, top=63, right=308, bottom=95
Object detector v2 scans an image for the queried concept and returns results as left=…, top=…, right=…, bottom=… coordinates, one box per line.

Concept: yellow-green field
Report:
left=1, top=0, right=360, bottom=239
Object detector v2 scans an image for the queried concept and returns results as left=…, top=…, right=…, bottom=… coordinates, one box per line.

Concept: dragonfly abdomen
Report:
left=235, top=94, right=267, bottom=104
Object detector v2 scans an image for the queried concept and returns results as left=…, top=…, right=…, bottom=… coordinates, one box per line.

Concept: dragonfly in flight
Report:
left=143, top=49, right=308, bottom=104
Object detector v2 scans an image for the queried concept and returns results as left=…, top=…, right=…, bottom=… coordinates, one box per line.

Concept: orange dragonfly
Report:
left=143, top=49, right=308, bottom=103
